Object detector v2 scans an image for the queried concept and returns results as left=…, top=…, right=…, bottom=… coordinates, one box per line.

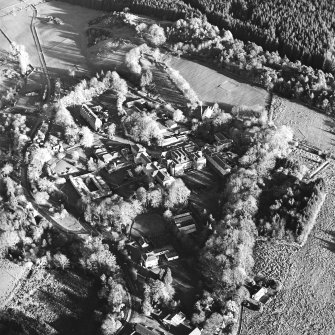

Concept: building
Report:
left=141, top=252, right=159, bottom=268
left=189, top=151, right=206, bottom=171
left=165, top=119, right=179, bottom=131
left=152, top=168, right=175, bottom=187
left=188, top=328, right=202, bottom=335
left=168, top=147, right=193, bottom=176
left=132, top=324, right=159, bottom=335
left=125, top=98, right=146, bottom=108
left=94, top=146, right=118, bottom=164
left=165, top=249, right=179, bottom=261
left=160, top=134, right=188, bottom=148
left=173, top=212, right=197, bottom=235
left=205, top=152, right=231, bottom=177
left=214, top=132, right=233, bottom=150
left=80, top=104, right=102, bottom=131
left=69, top=173, right=112, bottom=200
left=167, top=143, right=206, bottom=176
left=163, top=312, right=186, bottom=327
left=252, top=287, right=268, bottom=301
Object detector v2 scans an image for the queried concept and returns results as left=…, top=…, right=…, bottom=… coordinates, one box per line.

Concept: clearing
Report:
left=169, top=57, right=269, bottom=109
left=241, top=98, right=335, bottom=335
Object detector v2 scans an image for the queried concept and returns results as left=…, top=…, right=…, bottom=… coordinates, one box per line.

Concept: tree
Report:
left=101, top=314, right=121, bottom=335
left=1, top=163, right=13, bottom=176
left=55, top=103, right=75, bottom=128
left=146, top=24, right=166, bottom=46
left=202, top=313, right=223, bottom=335
left=164, top=179, right=190, bottom=208
left=147, top=189, right=163, bottom=208
left=53, top=253, right=70, bottom=270
left=140, top=68, right=153, bottom=88
left=80, top=126, right=94, bottom=148
left=107, top=123, right=116, bottom=139
left=34, top=191, right=49, bottom=205
left=17, top=44, right=30, bottom=74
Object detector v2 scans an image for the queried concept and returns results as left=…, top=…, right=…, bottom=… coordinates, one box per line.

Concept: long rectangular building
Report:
left=80, top=104, right=102, bottom=131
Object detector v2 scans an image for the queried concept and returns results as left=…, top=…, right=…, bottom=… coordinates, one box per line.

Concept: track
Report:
left=30, top=4, right=51, bottom=102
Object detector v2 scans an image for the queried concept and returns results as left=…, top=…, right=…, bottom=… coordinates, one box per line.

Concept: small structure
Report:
left=252, top=287, right=268, bottom=301
left=125, top=98, right=146, bottom=108
left=69, top=173, right=112, bottom=200
left=173, top=212, right=197, bottom=235
left=165, top=249, right=179, bottom=261
left=80, top=104, right=102, bottom=131
left=163, top=312, right=186, bottom=327
left=138, top=235, right=150, bottom=249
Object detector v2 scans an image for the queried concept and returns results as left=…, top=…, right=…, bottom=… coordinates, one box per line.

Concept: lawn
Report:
left=169, top=57, right=269, bottom=109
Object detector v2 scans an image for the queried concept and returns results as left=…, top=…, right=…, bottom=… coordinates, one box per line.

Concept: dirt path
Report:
left=241, top=98, right=335, bottom=335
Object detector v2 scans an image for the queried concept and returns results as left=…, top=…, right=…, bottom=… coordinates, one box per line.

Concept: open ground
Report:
left=241, top=97, right=335, bottom=335
left=169, top=57, right=269, bottom=109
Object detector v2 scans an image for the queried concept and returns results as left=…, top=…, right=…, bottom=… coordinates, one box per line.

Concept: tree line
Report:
left=182, top=0, right=335, bottom=71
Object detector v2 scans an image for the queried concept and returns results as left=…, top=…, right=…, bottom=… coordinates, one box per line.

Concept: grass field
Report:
left=169, top=57, right=269, bottom=109
left=240, top=98, right=335, bottom=335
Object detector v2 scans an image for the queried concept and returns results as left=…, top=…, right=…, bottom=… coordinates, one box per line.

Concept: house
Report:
left=173, top=212, right=197, bottom=235
left=141, top=252, right=159, bottom=268
left=80, top=104, right=102, bottom=131
left=152, top=168, right=175, bottom=187
left=205, top=152, right=231, bottom=177
left=69, top=173, right=112, bottom=200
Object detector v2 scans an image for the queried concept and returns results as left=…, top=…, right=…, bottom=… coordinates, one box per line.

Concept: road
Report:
left=30, top=4, right=51, bottom=101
